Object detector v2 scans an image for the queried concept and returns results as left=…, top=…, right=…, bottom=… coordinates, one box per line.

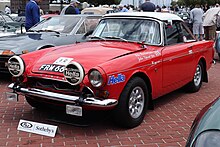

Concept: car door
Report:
left=162, top=20, right=196, bottom=93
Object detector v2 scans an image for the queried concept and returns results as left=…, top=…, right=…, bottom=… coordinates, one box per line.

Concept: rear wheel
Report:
left=185, top=61, right=204, bottom=92
left=113, top=77, right=149, bottom=128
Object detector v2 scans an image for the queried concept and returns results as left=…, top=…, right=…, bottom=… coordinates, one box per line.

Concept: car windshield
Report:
left=30, top=16, right=80, bottom=34
left=92, top=18, right=161, bottom=45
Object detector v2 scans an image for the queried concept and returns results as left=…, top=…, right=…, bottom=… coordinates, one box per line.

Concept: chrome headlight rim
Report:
left=89, top=69, right=103, bottom=88
left=8, top=55, right=25, bottom=77
left=192, top=130, right=220, bottom=147
left=64, top=61, right=85, bottom=85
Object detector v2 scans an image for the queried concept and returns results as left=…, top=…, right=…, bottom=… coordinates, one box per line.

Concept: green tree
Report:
left=177, top=0, right=220, bottom=6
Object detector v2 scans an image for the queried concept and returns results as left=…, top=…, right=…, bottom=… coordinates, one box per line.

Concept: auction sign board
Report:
left=17, top=119, right=58, bottom=137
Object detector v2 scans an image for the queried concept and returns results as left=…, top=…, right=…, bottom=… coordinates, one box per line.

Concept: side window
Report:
left=76, top=18, right=100, bottom=34
left=165, top=21, right=183, bottom=45
left=76, top=22, right=86, bottom=34
left=84, top=18, right=99, bottom=32
left=181, top=23, right=195, bottom=41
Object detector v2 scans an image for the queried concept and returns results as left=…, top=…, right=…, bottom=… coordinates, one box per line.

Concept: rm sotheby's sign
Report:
left=17, top=119, right=57, bottom=137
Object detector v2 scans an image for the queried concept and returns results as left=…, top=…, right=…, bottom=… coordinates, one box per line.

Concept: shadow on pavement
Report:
left=0, top=73, right=12, bottom=82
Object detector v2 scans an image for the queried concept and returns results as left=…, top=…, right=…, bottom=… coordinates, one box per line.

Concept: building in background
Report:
left=10, top=0, right=49, bottom=14
left=0, top=0, right=10, bottom=12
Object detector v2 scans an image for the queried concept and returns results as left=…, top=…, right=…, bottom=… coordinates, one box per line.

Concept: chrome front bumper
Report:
left=7, top=83, right=118, bottom=108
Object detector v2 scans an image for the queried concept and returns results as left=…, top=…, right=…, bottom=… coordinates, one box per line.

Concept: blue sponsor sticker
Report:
left=108, top=74, right=125, bottom=85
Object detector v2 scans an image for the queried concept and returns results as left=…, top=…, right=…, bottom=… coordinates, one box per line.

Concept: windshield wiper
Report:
left=104, top=36, right=128, bottom=42
left=36, top=29, right=60, bottom=34
left=89, top=36, right=106, bottom=41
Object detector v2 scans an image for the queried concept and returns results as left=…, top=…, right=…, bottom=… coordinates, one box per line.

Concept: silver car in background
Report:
left=0, top=15, right=101, bottom=73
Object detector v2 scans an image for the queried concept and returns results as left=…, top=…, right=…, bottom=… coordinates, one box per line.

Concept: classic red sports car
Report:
left=5, top=12, right=214, bottom=128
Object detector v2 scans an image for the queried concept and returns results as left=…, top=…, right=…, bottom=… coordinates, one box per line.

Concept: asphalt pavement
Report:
left=0, top=54, right=220, bottom=147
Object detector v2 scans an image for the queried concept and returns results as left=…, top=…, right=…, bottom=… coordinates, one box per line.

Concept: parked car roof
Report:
left=81, top=7, right=114, bottom=15
left=104, top=12, right=183, bottom=21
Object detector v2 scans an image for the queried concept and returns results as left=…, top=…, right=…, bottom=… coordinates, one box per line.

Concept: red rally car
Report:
left=5, top=12, right=214, bottom=128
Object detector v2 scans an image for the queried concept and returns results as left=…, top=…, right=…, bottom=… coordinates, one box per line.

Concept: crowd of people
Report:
left=117, top=0, right=220, bottom=42
left=3, top=0, right=220, bottom=41
left=189, top=3, right=220, bottom=41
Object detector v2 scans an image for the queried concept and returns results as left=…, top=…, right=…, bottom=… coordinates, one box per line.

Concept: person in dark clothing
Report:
left=156, top=5, right=161, bottom=12
left=60, top=0, right=80, bottom=15
left=25, top=0, right=41, bottom=31
left=140, top=0, right=156, bottom=12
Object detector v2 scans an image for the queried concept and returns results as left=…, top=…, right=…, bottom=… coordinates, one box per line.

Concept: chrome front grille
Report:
left=27, top=77, right=81, bottom=95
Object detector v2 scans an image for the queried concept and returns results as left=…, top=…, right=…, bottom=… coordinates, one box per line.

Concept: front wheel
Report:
left=113, top=77, right=149, bottom=128
left=185, top=61, right=204, bottom=93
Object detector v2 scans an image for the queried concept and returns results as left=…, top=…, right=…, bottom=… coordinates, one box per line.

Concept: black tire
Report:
left=185, top=61, right=204, bottom=93
left=113, top=77, right=149, bottom=128
left=218, top=53, right=220, bottom=60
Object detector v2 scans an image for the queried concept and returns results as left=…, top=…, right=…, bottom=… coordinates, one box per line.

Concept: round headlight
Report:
left=64, top=61, right=84, bottom=85
left=8, top=56, right=25, bottom=77
left=193, top=131, right=220, bottom=147
left=89, top=70, right=103, bottom=87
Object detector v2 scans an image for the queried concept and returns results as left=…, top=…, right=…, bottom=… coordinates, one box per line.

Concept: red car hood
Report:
left=31, top=41, right=144, bottom=75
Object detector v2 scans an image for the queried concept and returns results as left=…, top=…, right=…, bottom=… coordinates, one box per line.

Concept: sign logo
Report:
left=17, top=119, right=58, bottom=137
left=20, top=122, right=33, bottom=129
left=108, top=74, right=126, bottom=85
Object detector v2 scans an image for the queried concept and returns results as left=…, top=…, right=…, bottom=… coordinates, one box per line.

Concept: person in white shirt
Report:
left=190, top=4, right=204, bottom=41
left=203, top=4, right=220, bottom=40
left=5, top=5, right=11, bottom=14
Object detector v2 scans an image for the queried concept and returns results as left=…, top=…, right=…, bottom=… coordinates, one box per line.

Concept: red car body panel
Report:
left=20, top=39, right=214, bottom=101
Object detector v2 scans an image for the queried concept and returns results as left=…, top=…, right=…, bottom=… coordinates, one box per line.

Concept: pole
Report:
left=60, top=0, right=63, bottom=12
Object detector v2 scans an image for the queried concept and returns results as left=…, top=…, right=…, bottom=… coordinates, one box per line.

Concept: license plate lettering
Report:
left=39, top=64, right=65, bottom=73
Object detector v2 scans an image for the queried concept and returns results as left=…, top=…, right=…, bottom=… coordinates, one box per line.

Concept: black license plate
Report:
left=39, top=64, right=65, bottom=73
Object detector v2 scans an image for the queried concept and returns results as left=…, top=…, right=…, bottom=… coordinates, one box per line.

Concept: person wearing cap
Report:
left=25, top=0, right=42, bottom=31
left=60, top=0, right=80, bottom=15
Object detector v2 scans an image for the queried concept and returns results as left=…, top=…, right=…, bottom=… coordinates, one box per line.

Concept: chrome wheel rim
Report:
left=194, top=64, right=202, bottom=87
left=128, top=86, right=145, bottom=119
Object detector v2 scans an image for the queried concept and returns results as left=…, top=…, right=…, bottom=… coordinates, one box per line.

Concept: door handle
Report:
left=188, top=50, right=193, bottom=54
